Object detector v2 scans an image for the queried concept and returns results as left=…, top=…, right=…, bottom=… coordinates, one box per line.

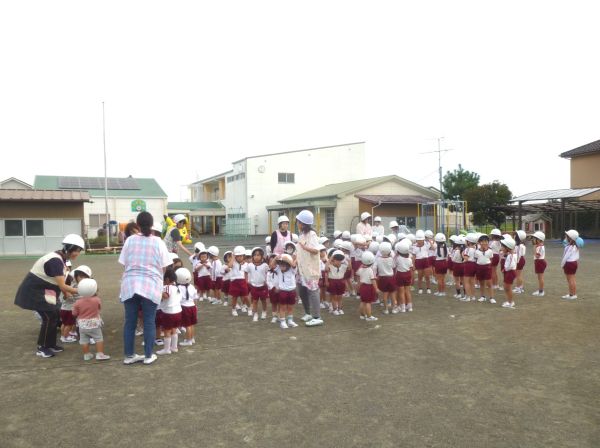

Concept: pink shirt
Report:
left=72, top=296, right=102, bottom=320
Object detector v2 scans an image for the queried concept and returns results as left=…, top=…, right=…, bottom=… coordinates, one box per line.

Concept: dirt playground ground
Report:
left=0, top=240, right=598, bottom=448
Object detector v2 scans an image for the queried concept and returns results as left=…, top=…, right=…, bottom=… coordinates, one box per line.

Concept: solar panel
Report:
left=58, top=176, right=139, bottom=190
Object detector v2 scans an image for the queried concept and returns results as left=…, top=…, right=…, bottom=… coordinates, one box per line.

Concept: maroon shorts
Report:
left=351, top=260, right=362, bottom=272
left=269, top=288, right=279, bottom=305
left=503, top=270, right=516, bottom=285
left=476, top=264, right=492, bottom=281
left=447, top=258, right=454, bottom=270
left=428, top=256, right=436, bottom=268
left=516, top=257, right=526, bottom=271
left=327, top=278, right=346, bottom=295
left=491, top=254, right=500, bottom=267
left=181, top=305, right=198, bottom=327
left=343, top=268, right=352, bottom=280
left=415, top=258, right=429, bottom=270
left=212, top=277, right=223, bottom=291
left=377, top=276, right=396, bottom=293
left=563, top=261, right=578, bottom=275
left=229, top=279, right=249, bottom=297
left=463, top=261, right=476, bottom=277
left=222, top=280, right=230, bottom=294
left=157, top=311, right=182, bottom=330
left=534, top=259, right=547, bottom=274
left=60, top=310, right=76, bottom=326
left=278, top=290, right=296, bottom=305
left=434, top=260, right=448, bottom=274
left=395, top=271, right=412, bottom=287
left=453, top=263, right=464, bottom=277
left=195, top=275, right=213, bottom=291
left=250, top=285, right=269, bottom=300
left=359, top=283, right=376, bottom=303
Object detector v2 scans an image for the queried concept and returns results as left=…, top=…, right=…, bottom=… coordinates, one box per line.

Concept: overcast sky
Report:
left=1, top=1, right=598, bottom=201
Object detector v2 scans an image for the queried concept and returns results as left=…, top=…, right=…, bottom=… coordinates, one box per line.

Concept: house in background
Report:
left=267, top=175, right=440, bottom=236
left=560, top=138, right=600, bottom=189
left=189, top=142, right=366, bottom=235
left=167, top=201, right=225, bottom=236
left=34, top=175, right=168, bottom=238
left=0, top=177, right=33, bottom=190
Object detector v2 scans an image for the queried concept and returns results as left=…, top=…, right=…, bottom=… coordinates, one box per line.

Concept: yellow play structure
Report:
left=165, top=215, right=193, bottom=244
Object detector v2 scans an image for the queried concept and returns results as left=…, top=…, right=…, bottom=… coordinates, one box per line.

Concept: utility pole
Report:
left=421, top=138, right=454, bottom=233
left=102, top=101, right=110, bottom=249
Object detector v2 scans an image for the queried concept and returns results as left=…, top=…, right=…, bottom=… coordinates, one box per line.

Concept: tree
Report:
left=464, top=181, right=513, bottom=227
left=442, top=164, right=480, bottom=200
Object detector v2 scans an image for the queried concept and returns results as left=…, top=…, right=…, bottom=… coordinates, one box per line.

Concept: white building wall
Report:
left=85, top=196, right=167, bottom=237
left=222, top=160, right=248, bottom=217
left=245, top=143, right=366, bottom=234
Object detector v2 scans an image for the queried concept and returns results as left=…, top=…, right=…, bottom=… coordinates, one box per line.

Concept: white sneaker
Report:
left=143, top=354, right=158, bottom=365
left=383, top=309, right=390, bottom=314
left=213, top=299, right=222, bottom=305
left=365, top=316, right=378, bottom=321
left=83, top=353, right=94, bottom=361
left=501, top=301, right=515, bottom=308
left=532, top=291, right=545, bottom=297
left=562, top=294, right=578, bottom=300
left=400, top=305, right=406, bottom=313
left=287, top=319, right=299, bottom=328
left=343, top=292, right=350, bottom=298
left=333, top=310, right=340, bottom=316
left=279, top=320, right=288, bottom=329
left=320, top=302, right=326, bottom=309
left=261, top=311, right=267, bottom=319
left=298, top=299, right=302, bottom=304
left=157, top=348, right=171, bottom=355
left=247, top=309, right=253, bottom=316
left=60, top=335, right=77, bottom=343
left=135, top=329, right=144, bottom=336
left=489, top=298, right=497, bottom=304
left=359, top=315, right=366, bottom=320
left=306, top=318, right=324, bottom=327
left=406, top=304, right=413, bottom=312
left=241, top=305, right=247, bottom=313
left=179, top=339, right=193, bottom=346
left=426, top=289, right=432, bottom=294
left=253, top=313, right=259, bottom=322
left=175, top=328, right=181, bottom=334
left=300, top=314, right=313, bottom=322
left=478, top=297, right=487, bottom=302
left=223, top=301, right=228, bottom=307
left=231, top=310, right=238, bottom=317
left=235, top=304, right=242, bottom=310
left=95, top=353, right=111, bottom=361
left=475, top=284, right=480, bottom=289
left=418, top=289, right=423, bottom=294
left=392, top=307, right=399, bottom=314
left=338, top=309, right=344, bottom=315
left=460, top=296, right=470, bottom=302
left=271, top=316, right=278, bottom=323
left=438, top=292, right=446, bottom=297
left=446, top=280, right=454, bottom=286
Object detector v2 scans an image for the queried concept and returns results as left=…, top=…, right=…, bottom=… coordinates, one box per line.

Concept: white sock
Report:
left=171, top=333, right=178, bottom=350
left=162, top=336, right=171, bottom=351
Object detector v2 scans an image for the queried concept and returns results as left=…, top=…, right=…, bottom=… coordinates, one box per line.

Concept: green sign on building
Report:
left=131, top=199, right=147, bottom=212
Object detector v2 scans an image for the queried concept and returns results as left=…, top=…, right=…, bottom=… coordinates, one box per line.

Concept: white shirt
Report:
left=490, top=240, right=502, bottom=255
left=413, top=243, right=429, bottom=260
left=534, top=245, right=545, bottom=260
left=179, top=284, right=198, bottom=307
left=356, top=266, right=376, bottom=285
left=515, top=244, right=526, bottom=262
left=451, top=248, right=464, bottom=263
left=374, top=256, right=394, bottom=277
left=356, top=222, right=373, bottom=237
left=277, top=266, right=297, bottom=291
left=561, top=244, right=579, bottom=267
left=463, top=247, right=476, bottom=262
left=327, top=262, right=348, bottom=280
left=229, top=261, right=246, bottom=280
left=395, top=256, right=413, bottom=273
left=160, top=284, right=182, bottom=314
left=193, top=258, right=211, bottom=277
left=245, top=262, right=269, bottom=287
left=427, top=241, right=437, bottom=257
left=210, top=259, right=223, bottom=281
left=435, top=244, right=448, bottom=261
left=372, top=224, right=385, bottom=237
left=474, top=248, right=493, bottom=265
left=504, top=253, right=517, bottom=272
left=266, top=268, right=279, bottom=289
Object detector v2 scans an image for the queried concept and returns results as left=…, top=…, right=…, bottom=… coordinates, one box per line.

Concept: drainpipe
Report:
left=371, top=200, right=382, bottom=220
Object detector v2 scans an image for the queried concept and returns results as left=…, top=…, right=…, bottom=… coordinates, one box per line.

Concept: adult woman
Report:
left=163, top=214, right=192, bottom=257
left=119, top=211, right=172, bottom=365
left=356, top=212, right=373, bottom=238
left=14, top=234, right=85, bottom=358
left=270, top=215, right=291, bottom=255
left=295, top=210, right=324, bottom=327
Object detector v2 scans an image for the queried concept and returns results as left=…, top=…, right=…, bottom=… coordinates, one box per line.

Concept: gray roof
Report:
left=232, top=142, right=365, bottom=164
left=356, top=194, right=435, bottom=204
left=511, top=188, right=600, bottom=202
left=559, top=139, right=600, bottom=158
left=0, top=189, right=90, bottom=202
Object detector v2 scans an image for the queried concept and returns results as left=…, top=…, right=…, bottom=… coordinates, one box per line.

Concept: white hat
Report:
left=406, top=233, right=416, bottom=243
left=331, top=250, right=345, bottom=259
left=361, top=251, right=375, bottom=265
left=379, top=241, right=392, bottom=255
left=318, top=236, right=329, bottom=244
left=355, top=235, right=366, bottom=245
left=285, top=241, right=296, bottom=249
left=368, top=241, right=379, bottom=254
left=516, top=230, right=527, bottom=242
left=434, top=233, right=446, bottom=243
left=389, top=220, right=399, bottom=229
left=415, top=230, right=425, bottom=241
left=333, top=230, right=342, bottom=239
left=173, top=214, right=186, bottom=224
left=398, top=232, right=407, bottom=240
left=375, top=235, right=384, bottom=243
left=341, top=231, right=351, bottom=240
left=168, top=252, right=179, bottom=262
left=425, top=230, right=434, bottom=239
left=233, top=245, right=245, bottom=256
left=532, top=231, right=545, bottom=242
left=386, top=234, right=397, bottom=245
left=395, top=239, right=412, bottom=255
left=360, top=212, right=371, bottom=222
left=565, top=229, right=579, bottom=241
left=342, top=241, right=354, bottom=252
left=466, top=233, right=479, bottom=244
left=449, top=235, right=457, bottom=242
left=291, top=233, right=299, bottom=243
left=317, top=244, right=326, bottom=251
left=296, top=210, right=314, bottom=225
left=151, top=224, right=163, bottom=233
left=333, top=239, right=343, bottom=249
left=244, top=249, right=252, bottom=257
left=501, top=236, right=516, bottom=250
left=62, top=234, right=85, bottom=250
left=73, top=265, right=92, bottom=278
left=277, top=215, right=290, bottom=225
left=207, top=246, right=220, bottom=257
left=455, top=235, right=466, bottom=245
left=194, top=242, right=206, bottom=252
left=374, top=216, right=382, bottom=222
left=77, top=278, right=97, bottom=298
left=176, top=267, right=192, bottom=284
left=251, top=246, right=264, bottom=256
left=265, top=236, right=271, bottom=244
left=350, top=234, right=358, bottom=244
left=490, top=228, right=502, bottom=237
left=278, top=254, right=293, bottom=265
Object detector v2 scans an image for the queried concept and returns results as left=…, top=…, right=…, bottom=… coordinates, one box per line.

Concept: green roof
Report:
left=34, top=175, right=167, bottom=198
left=168, top=202, right=224, bottom=211
left=280, top=175, right=438, bottom=203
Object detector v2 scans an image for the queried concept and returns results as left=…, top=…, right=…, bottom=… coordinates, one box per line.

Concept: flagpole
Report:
left=102, top=101, right=110, bottom=249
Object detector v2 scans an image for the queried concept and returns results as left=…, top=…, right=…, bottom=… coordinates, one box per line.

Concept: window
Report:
left=5, top=220, right=23, bottom=236
left=325, top=209, right=335, bottom=235
left=397, top=216, right=416, bottom=229
left=278, top=172, right=295, bottom=184
left=89, top=214, right=110, bottom=227
left=227, top=213, right=246, bottom=219
left=26, top=220, right=44, bottom=236
left=226, top=172, right=246, bottom=183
